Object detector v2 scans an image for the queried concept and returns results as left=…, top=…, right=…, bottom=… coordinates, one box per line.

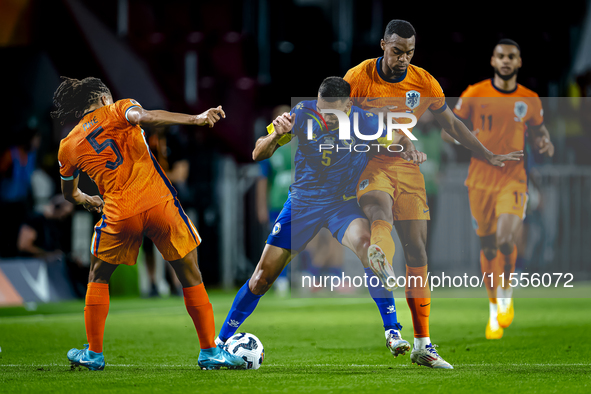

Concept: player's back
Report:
left=58, top=99, right=174, bottom=220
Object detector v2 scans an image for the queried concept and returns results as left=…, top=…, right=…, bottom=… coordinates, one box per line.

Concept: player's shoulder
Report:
left=351, top=105, right=375, bottom=118
left=407, top=64, right=433, bottom=78
left=115, top=98, right=142, bottom=106
left=292, top=100, right=316, bottom=114
left=345, top=58, right=378, bottom=79
left=461, top=79, right=494, bottom=96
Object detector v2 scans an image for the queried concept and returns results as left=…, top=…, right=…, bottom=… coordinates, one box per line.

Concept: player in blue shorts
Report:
left=216, top=77, right=426, bottom=359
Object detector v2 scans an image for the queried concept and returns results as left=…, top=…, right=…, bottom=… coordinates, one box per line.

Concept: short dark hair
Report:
left=384, top=19, right=416, bottom=40
left=318, top=77, right=350, bottom=102
left=496, top=39, right=521, bottom=54
left=51, top=76, right=112, bottom=124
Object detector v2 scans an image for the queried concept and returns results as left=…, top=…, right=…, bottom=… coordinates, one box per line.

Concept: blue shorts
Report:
left=267, top=192, right=366, bottom=253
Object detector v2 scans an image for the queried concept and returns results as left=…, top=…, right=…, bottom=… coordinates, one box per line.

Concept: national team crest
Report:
left=405, top=90, right=421, bottom=109
left=272, top=223, right=282, bottom=235
left=514, top=101, right=528, bottom=120
left=359, top=179, right=369, bottom=190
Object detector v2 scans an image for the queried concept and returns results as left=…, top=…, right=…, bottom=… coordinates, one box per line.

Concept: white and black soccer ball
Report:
left=225, top=332, right=264, bottom=370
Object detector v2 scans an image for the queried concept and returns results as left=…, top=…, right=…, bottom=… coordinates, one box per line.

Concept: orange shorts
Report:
left=91, top=198, right=201, bottom=265
left=468, top=182, right=528, bottom=237
left=357, top=156, right=430, bottom=221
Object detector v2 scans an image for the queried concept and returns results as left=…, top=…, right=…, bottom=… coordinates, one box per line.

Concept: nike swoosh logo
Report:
left=423, top=209, right=429, bottom=213
left=343, top=195, right=356, bottom=201
left=420, top=303, right=430, bottom=307
left=481, top=104, right=489, bottom=108
left=367, top=98, right=380, bottom=102
left=79, top=360, right=91, bottom=364
left=211, top=357, right=226, bottom=363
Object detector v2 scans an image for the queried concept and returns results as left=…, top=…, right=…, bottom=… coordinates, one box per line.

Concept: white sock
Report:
left=489, top=302, right=499, bottom=330
left=497, top=286, right=513, bottom=309
left=414, top=337, right=430, bottom=349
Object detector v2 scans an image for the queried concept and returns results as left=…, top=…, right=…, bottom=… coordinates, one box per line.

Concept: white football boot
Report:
left=410, top=343, right=454, bottom=369
left=385, top=329, right=411, bottom=358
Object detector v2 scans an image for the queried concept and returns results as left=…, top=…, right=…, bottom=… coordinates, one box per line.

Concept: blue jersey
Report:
left=272, top=100, right=382, bottom=204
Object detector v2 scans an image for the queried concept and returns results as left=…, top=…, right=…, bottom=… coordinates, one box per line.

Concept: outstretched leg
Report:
left=170, top=247, right=245, bottom=369
left=359, top=191, right=398, bottom=289
left=395, top=219, right=452, bottom=369
left=495, top=213, right=521, bottom=328
left=67, top=255, right=117, bottom=371
left=479, top=234, right=504, bottom=339
left=218, top=244, right=292, bottom=343
left=85, top=255, right=118, bottom=353
left=341, top=218, right=409, bottom=357
left=393, top=220, right=430, bottom=344
left=169, top=248, right=216, bottom=350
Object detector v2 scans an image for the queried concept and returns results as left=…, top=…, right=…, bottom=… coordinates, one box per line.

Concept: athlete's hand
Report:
left=400, top=148, right=427, bottom=165
left=272, top=112, right=295, bottom=136
left=487, top=150, right=524, bottom=167
left=196, top=106, right=226, bottom=128
left=82, top=195, right=104, bottom=214
left=535, top=136, right=554, bottom=157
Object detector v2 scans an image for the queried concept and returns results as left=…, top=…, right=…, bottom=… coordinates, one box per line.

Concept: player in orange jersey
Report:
left=345, top=20, right=523, bottom=369
left=51, top=76, right=245, bottom=370
left=443, top=39, right=554, bottom=339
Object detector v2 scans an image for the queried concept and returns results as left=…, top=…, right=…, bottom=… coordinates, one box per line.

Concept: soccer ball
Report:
left=225, top=332, right=264, bottom=370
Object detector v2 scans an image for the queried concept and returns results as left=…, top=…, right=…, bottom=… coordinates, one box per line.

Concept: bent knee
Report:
left=250, top=269, right=278, bottom=295
left=482, top=247, right=498, bottom=261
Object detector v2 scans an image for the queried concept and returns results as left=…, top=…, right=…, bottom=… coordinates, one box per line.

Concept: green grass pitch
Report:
left=1, top=292, right=590, bottom=393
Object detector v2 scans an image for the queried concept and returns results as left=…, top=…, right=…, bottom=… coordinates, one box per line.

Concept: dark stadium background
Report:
left=1, top=0, right=590, bottom=288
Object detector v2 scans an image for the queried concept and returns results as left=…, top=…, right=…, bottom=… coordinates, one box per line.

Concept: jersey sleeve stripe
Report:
left=60, top=169, right=80, bottom=181
left=125, top=105, right=140, bottom=123
left=431, top=102, right=448, bottom=114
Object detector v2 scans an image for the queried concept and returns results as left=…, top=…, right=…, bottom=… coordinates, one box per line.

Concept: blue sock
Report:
left=364, top=267, right=402, bottom=331
left=219, top=280, right=263, bottom=342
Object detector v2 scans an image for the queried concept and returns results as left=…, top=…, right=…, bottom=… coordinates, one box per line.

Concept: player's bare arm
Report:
left=126, top=105, right=226, bottom=128
left=434, top=106, right=523, bottom=167
left=441, top=116, right=475, bottom=145
left=61, top=175, right=104, bottom=214
left=252, top=112, right=295, bottom=161
left=528, top=123, right=554, bottom=157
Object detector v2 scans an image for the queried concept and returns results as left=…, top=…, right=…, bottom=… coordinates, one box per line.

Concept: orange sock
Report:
left=405, top=265, right=430, bottom=338
left=183, top=283, right=216, bottom=349
left=499, top=245, right=517, bottom=290
left=84, top=282, right=110, bottom=353
left=480, top=251, right=498, bottom=304
left=371, top=220, right=395, bottom=263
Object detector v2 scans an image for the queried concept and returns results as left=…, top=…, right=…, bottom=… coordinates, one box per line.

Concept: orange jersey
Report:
left=58, top=99, right=175, bottom=220
left=344, top=58, right=447, bottom=128
left=453, top=79, right=544, bottom=191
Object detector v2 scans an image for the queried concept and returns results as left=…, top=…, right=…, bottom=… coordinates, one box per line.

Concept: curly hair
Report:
left=51, top=76, right=111, bottom=124
left=384, top=19, right=416, bottom=40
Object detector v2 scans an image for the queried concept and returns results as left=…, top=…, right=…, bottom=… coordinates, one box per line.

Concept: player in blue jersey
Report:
left=216, top=77, right=426, bottom=360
